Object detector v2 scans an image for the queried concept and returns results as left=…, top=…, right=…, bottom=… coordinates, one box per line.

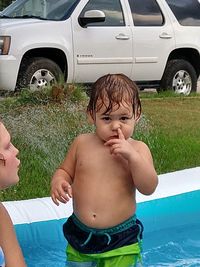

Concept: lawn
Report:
left=0, top=88, right=200, bottom=201
left=140, top=94, right=200, bottom=173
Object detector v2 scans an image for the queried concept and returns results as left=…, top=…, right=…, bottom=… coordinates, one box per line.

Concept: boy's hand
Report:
left=104, top=128, right=133, bottom=160
left=51, top=177, right=72, bottom=206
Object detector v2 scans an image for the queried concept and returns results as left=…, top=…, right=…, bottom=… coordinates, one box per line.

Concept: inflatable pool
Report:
left=3, top=167, right=200, bottom=267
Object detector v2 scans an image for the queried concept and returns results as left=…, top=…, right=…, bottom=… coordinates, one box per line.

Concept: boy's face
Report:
left=92, top=100, right=138, bottom=142
left=0, top=123, right=20, bottom=189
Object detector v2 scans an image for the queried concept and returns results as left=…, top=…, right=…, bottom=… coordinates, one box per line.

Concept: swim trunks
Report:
left=66, top=243, right=142, bottom=267
left=63, top=213, right=143, bottom=267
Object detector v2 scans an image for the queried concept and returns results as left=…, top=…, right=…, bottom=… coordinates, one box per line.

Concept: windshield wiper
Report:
left=0, top=15, right=12, bottom=18
left=3, top=15, right=48, bottom=20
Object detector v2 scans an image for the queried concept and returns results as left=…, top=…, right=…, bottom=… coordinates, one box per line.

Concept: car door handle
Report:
left=115, top=34, right=130, bottom=40
left=159, top=32, right=172, bottom=39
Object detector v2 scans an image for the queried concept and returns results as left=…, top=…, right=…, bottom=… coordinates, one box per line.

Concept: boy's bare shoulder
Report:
left=130, top=138, right=153, bottom=161
left=74, top=133, right=95, bottom=144
left=130, top=138, right=150, bottom=152
left=68, top=133, right=96, bottom=155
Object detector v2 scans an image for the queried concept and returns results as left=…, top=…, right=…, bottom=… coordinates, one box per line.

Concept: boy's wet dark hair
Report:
left=87, top=74, right=141, bottom=119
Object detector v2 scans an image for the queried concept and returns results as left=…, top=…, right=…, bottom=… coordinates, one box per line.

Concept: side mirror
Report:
left=79, top=10, right=105, bottom=27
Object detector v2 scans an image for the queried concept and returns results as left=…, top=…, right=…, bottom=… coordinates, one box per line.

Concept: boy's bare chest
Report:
left=75, top=145, right=129, bottom=177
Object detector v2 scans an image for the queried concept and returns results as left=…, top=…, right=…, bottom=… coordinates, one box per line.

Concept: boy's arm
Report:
left=105, top=128, right=158, bottom=195
left=51, top=137, right=78, bottom=205
left=128, top=141, right=158, bottom=195
left=0, top=203, right=27, bottom=267
left=51, top=168, right=73, bottom=205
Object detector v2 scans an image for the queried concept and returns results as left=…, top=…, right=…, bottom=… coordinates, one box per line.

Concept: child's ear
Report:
left=87, top=112, right=95, bottom=125
left=135, top=113, right=141, bottom=123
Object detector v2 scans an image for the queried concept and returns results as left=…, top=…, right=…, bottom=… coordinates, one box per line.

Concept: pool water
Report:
left=21, top=221, right=200, bottom=267
left=143, top=222, right=200, bottom=267
left=17, top=190, right=200, bottom=267
left=21, top=241, right=66, bottom=267
left=138, top=190, right=200, bottom=267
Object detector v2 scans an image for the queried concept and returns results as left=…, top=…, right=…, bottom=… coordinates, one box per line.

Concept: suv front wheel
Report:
left=17, top=57, right=62, bottom=91
left=160, top=59, right=197, bottom=95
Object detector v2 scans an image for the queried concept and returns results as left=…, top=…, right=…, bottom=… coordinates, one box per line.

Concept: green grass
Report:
left=140, top=93, right=200, bottom=173
left=0, top=89, right=200, bottom=201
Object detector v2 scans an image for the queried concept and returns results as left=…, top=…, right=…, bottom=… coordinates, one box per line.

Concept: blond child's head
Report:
left=0, top=121, right=20, bottom=189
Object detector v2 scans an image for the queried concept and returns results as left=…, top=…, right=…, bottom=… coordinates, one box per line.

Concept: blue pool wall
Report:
left=137, top=190, right=200, bottom=233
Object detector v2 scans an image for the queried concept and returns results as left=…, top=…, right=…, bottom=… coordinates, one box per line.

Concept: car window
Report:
left=128, top=0, right=164, bottom=26
left=166, top=0, right=200, bottom=26
left=1, top=0, right=80, bottom=20
left=80, top=0, right=125, bottom=27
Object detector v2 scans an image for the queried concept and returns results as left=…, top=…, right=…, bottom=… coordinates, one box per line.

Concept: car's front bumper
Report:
left=0, top=55, right=20, bottom=91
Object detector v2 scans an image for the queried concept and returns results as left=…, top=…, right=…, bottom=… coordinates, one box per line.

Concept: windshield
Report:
left=0, top=0, right=80, bottom=20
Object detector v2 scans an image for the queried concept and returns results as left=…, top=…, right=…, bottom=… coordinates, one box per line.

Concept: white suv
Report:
left=0, top=0, right=200, bottom=95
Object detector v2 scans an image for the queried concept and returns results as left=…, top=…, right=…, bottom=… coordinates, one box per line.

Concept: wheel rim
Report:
left=30, top=69, right=56, bottom=91
left=172, top=70, right=192, bottom=95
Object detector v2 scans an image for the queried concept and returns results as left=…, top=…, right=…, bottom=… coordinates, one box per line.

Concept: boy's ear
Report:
left=87, top=111, right=95, bottom=125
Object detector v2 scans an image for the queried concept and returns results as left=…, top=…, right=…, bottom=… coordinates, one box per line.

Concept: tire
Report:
left=17, top=57, right=62, bottom=91
left=160, top=59, right=197, bottom=95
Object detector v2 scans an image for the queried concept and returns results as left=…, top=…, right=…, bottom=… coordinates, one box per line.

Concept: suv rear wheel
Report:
left=160, top=59, right=197, bottom=95
left=17, top=57, right=62, bottom=91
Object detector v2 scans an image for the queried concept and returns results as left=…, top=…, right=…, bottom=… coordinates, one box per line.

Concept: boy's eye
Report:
left=102, top=116, right=110, bottom=121
left=120, top=116, right=129, bottom=121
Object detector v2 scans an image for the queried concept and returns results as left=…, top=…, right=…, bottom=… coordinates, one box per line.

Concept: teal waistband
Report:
left=71, top=213, right=137, bottom=235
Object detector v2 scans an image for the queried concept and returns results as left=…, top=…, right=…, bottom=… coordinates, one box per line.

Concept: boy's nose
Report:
left=111, top=121, right=121, bottom=131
